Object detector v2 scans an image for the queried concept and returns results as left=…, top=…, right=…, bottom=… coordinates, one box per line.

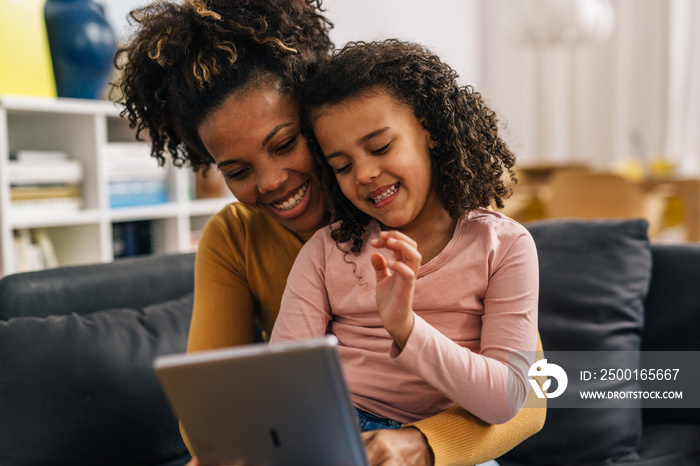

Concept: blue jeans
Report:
left=354, top=408, right=500, bottom=466
left=355, top=408, right=403, bottom=431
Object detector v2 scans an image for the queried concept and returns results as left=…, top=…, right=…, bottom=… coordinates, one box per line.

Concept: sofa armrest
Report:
left=642, top=244, right=700, bottom=352
left=0, top=253, right=195, bottom=320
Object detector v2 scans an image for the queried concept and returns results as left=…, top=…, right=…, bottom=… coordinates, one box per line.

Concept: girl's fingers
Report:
left=369, top=237, right=386, bottom=249
left=387, top=259, right=416, bottom=281
left=372, top=252, right=416, bottom=283
left=371, top=252, right=387, bottom=270
left=384, top=238, right=421, bottom=271
left=371, top=232, right=421, bottom=273
left=371, top=253, right=391, bottom=280
left=372, top=232, right=419, bottom=253
left=379, top=229, right=417, bottom=247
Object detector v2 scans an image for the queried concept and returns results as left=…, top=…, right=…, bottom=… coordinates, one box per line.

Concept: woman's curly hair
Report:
left=299, top=39, right=517, bottom=254
left=113, top=0, right=333, bottom=171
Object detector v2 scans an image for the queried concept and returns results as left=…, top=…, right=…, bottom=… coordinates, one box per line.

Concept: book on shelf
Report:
left=8, top=150, right=85, bottom=215
left=11, top=150, right=70, bottom=162
left=8, top=156, right=84, bottom=185
left=33, top=228, right=59, bottom=267
left=112, top=220, right=162, bottom=258
left=109, top=180, right=169, bottom=208
left=103, top=143, right=161, bottom=172
left=10, top=197, right=84, bottom=216
left=11, top=184, right=81, bottom=201
left=105, top=145, right=170, bottom=208
left=12, top=228, right=59, bottom=272
left=9, top=184, right=84, bottom=217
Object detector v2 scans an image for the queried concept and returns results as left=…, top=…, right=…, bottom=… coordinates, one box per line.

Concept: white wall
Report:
left=97, top=0, right=155, bottom=44
left=480, top=0, right=700, bottom=172
left=323, top=0, right=482, bottom=86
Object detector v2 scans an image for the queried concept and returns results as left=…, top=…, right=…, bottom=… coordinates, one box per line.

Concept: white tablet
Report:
left=154, top=335, right=369, bottom=466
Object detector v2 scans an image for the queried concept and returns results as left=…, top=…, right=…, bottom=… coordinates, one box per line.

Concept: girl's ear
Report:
left=419, top=118, right=435, bottom=149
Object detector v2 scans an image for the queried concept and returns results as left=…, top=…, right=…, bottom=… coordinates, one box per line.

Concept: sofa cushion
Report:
left=0, top=293, right=194, bottom=466
left=503, top=219, right=652, bottom=465
left=633, top=423, right=700, bottom=465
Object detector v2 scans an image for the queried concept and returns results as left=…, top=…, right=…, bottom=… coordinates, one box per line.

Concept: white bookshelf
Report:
left=0, top=96, right=234, bottom=276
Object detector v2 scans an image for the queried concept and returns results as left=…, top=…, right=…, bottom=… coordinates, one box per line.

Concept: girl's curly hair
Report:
left=299, top=39, right=517, bottom=254
left=113, top=0, right=333, bottom=171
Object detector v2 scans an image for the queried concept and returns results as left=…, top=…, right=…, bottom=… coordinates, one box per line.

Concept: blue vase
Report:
left=44, top=0, right=117, bottom=99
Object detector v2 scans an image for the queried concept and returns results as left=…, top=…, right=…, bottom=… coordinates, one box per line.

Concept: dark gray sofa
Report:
left=0, top=253, right=196, bottom=466
left=0, top=219, right=698, bottom=465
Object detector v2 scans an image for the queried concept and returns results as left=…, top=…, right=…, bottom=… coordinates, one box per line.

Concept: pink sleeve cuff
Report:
left=389, top=313, right=430, bottom=362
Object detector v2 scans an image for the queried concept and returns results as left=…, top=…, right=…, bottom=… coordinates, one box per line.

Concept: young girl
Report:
left=270, top=39, right=539, bottom=433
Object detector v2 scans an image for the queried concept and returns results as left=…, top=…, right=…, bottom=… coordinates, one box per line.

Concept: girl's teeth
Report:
left=371, top=184, right=398, bottom=203
left=273, top=182, right=308, bottom=211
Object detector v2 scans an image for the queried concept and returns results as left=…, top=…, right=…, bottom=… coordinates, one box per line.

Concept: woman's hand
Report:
left=363, top=427, right=434, bottom=466
left=370, top=230, right=420, bottom=348
left=184, top=428, right=434, bottom=466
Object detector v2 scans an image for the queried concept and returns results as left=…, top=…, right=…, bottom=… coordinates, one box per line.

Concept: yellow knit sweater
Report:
left=186, top=203, right=546, bottom=465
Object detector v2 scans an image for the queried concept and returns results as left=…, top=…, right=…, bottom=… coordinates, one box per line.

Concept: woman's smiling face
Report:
left=198, top=82, right=327, bottom=234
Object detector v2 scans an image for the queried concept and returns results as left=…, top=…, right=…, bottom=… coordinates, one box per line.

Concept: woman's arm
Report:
left=188, top=209, right=259, bottom=352
left=405, top=333, right=546, bottom=466
left=355, top=335, right=546, bottom=466
left=188, top=204, right=306, bottom=350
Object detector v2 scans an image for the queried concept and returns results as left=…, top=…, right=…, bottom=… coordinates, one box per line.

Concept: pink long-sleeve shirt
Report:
left=270, top=208, right=539, bottom=425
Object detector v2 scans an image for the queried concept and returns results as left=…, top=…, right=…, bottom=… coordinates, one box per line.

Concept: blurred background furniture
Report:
left=499, top=164, right=698, bottom=243
left=644, top=177, right=700, bottom=243
left=540, top=171, right=674, bottom=239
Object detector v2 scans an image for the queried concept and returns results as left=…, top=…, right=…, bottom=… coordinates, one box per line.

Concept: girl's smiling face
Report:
left=198, top=82, right=327, bottom=234
left=312, top=88, right=442, bottom=234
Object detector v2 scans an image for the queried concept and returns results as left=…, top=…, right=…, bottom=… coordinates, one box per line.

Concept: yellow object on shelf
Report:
left=612, top=157, right=646, bottom=183
left=0, top=0, right=56, bottom=97
left=649, top=157, right=676, bottom=179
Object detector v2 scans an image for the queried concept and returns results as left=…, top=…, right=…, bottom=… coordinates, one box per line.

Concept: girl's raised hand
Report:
left=369, top=230, right=421, bottom=348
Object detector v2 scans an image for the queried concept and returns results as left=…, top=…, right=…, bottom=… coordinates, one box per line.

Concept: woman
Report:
left=114, top=1, right=545, bottom=465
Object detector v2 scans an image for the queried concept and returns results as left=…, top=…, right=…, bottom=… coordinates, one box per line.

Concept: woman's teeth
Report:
left=371, top=184, right=398, bottom=203
left=273, top=182, right=308, bottom=211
